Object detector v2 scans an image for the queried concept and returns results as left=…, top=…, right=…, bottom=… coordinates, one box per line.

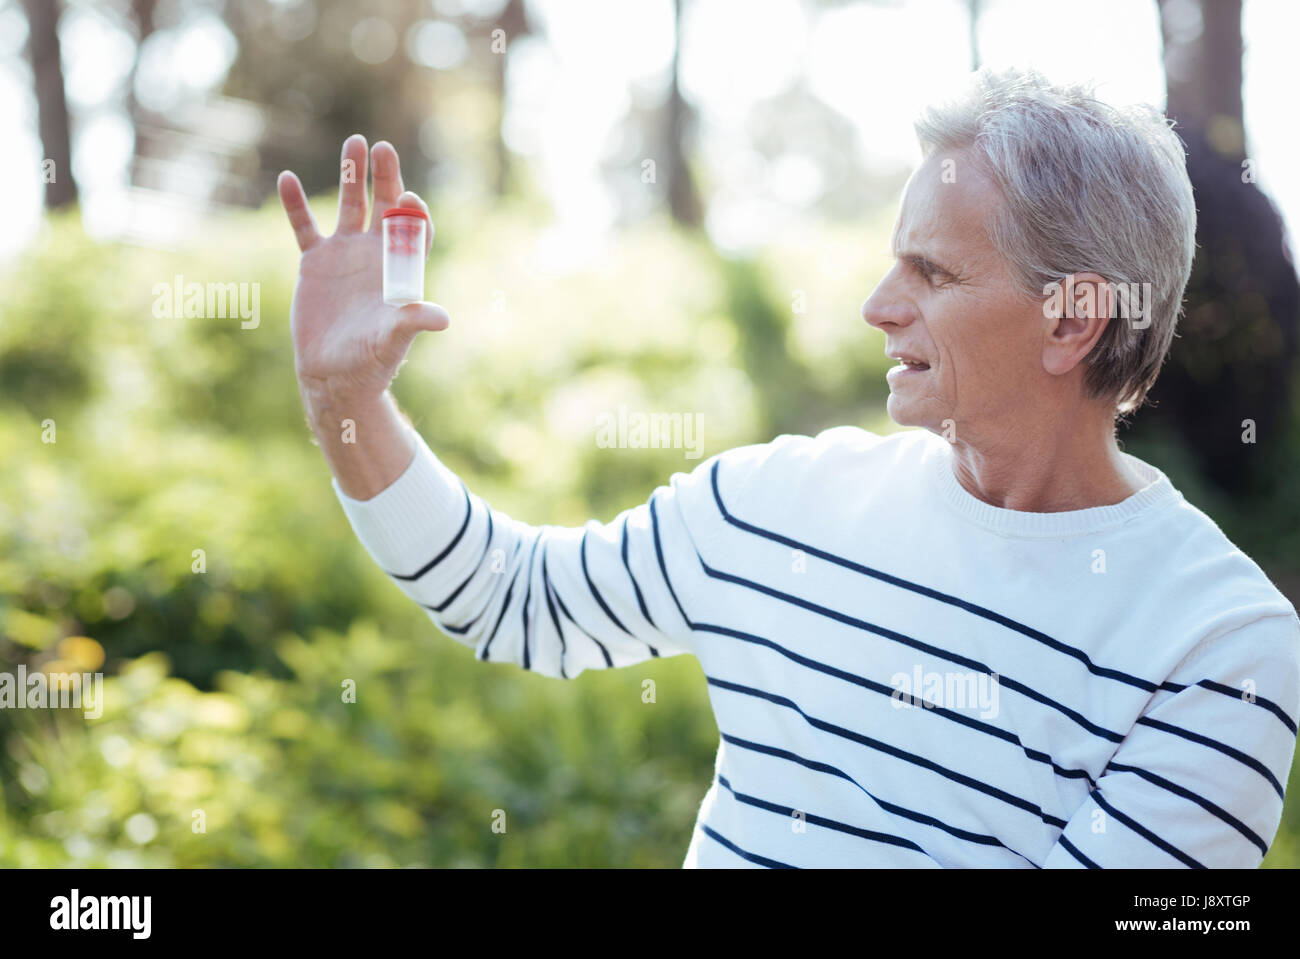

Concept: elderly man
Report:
left=277, top=69, right=1299, bottom=868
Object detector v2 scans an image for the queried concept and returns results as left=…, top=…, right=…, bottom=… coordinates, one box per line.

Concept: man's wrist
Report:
left=297, top=380, right=417, bottom=500
left=298, top=376, right=380, bottom=427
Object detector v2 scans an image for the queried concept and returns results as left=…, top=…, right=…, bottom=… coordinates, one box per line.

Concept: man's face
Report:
left=862, top=151, right=1046, bottom=439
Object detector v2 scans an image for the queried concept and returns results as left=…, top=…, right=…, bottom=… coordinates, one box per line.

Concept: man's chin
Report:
left=886, top=396, right=947, bottom=434
left=885, top=395, right=923, bottom=428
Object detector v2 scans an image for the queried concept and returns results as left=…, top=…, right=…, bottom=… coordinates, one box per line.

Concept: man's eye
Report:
left=922, top=265, right=956, bottom=288
left=899, top=256, right=951, bottom=287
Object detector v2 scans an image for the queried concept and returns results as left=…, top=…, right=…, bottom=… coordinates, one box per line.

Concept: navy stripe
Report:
left=698, top=621, right=1094, bottom=787
left=579, top=530, right=633, bottom=635
left=517, top=534, right=542, bottom=671
left=1162, top=678, right=1298, bottom=737
left=442, top=538, right=521, bottom=639
left=441, top=612, right=480, bottom=635
left=427, top=506, right=494, bottom=613
left=708, top=674, right=1068, bottom=829
left=621, top=516, right=660, bottom=645
left=1105, top=760, right=1267, bottom=855
left=715, top=774, right=931, bottom=859
left=699, top=824, right=796, bottom=869
left=479, top=551, right=522, bottom=661
left=1058, top=834, right=1101, bottom=869
left=1091, top=790, right=1205, bottom=868
left=547, top=571, right=614, bottom=668
left=721, top=732, right=1038, bottom=866
left=698, top=556, right=1125, bottom=744
left=1135, top=716, right=1284, bottom=800
left=649, top=493, right=692, bottom=629
left=389, top=482, right=474, bottom=581
left=539, top=544, right=570, bottom=679
left=471, top=538, right=522, bottom=654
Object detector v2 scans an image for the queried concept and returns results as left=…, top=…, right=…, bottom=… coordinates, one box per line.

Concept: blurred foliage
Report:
left=0, top=198, right=1297, bottom=866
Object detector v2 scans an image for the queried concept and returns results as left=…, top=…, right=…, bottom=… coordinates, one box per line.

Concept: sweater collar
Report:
left=923, top=431, right=1180, bottom=538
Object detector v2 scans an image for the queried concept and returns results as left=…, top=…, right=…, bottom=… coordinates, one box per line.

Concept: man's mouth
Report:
left=887, top=352, right=931, bottom=372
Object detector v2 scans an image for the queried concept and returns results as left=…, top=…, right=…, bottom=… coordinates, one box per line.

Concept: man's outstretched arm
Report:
left=330, top=419, right=718, bottom=678
left=279, top=135, right=716, bottom=678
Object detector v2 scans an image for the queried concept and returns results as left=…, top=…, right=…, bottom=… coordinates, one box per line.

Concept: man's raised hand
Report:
left=278, top=134, right=449, bottom=408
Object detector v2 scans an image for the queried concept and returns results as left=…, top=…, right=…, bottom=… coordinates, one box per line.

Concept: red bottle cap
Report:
left=382, top=207, right=431, bottom=222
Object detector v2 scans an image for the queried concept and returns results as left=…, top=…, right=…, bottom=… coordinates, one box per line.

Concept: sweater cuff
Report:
left=331, top=427, right=468, bottom=571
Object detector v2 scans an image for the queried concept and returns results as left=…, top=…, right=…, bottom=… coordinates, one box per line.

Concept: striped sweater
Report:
left=332, top=423, right=1300, bottom=868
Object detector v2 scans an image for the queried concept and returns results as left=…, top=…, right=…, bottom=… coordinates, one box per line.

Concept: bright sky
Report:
left=1, top=0, right=1297, bottom=265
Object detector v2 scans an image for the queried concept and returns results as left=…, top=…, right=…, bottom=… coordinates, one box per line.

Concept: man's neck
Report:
left=945, top=413, right=1142, bottom=513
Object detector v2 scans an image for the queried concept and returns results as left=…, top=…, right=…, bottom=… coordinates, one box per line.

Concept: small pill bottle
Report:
left=381, top=208, right=432, bottom=306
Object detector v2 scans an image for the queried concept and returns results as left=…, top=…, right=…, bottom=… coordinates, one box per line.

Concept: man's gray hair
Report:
left=914, top=68, right=1197, bottom=415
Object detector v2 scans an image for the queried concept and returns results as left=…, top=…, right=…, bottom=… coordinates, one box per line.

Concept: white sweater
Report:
left=333, top=424, right=1300, bottom=868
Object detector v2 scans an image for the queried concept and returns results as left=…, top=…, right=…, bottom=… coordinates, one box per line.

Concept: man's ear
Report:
left=1041, top=272, right=1114, bottom=378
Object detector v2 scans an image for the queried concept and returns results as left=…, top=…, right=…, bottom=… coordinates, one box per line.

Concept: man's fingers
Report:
left=277, top=171, right=322, bottom=252
left=369, top=141, right=405, bottom=232
left=396, top=190, right=429, bottom=214
left=336, top=134, right=369, bottom=234
left=395, top=190, right=435, bottom=259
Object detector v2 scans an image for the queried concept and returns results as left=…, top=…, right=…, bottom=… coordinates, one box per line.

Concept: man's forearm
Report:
left=300, top=384, right=416, bottom=501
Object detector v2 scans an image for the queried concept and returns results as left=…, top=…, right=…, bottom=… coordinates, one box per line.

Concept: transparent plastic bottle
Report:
left=381, top=208, right=432, bottom=306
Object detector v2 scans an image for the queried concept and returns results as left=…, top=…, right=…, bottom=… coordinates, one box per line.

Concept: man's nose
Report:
left=861, top=268, right=915, bottom=331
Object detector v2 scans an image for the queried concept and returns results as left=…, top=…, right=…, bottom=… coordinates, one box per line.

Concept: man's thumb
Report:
left=394, top=302, right=451, bottom=338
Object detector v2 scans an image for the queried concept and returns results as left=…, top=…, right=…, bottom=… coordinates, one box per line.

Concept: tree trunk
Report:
left=665, top=0, right=702, bottom=229
left=1160, top=0, right=1243, bottom=154
left=125, top=0, right=159, bottom=190
left=489, top=0, right=529, bottom=197
left=22, top=0, right=77, bottom=209
left=1139, top=0, right=1299, bottom=496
